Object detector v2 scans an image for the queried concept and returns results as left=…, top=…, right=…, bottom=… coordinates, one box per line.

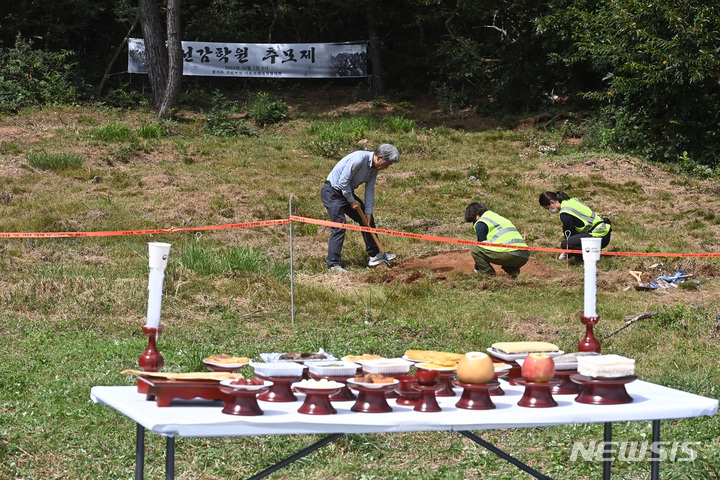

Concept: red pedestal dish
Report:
left=489, top=367, right=509, bottom=396
left=515, top=378, right=562, bottom=408
left=571, top=374, right=637, bottom=405
left=489, top=355, right=521, bottom=385
left=415, top=367, right=440, bottom=385
left=219, top=386, right=268, bottom=416
left=138, top=377, right=225, bottom=407
left=255, top=374, right=303, bottom=402
left=437, top=370, right=457, bottom=397
left=453, top=381, right=498, bottom=410
left=412, top=384, right=444, bottom=412
left=308, top=373, right=356, bottom=401
left=395, top=375, right=420, bottom=406
left=294, top=386, right=342, bottom=415
left=551, top=370, right=582, bottom=395
left=347, top=381, right=397, bottom=413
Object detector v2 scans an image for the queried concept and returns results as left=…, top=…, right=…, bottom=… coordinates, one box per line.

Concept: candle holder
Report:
left=578, top=314, right=601, bottom=353
left=138, top=325, right=164, bottom=372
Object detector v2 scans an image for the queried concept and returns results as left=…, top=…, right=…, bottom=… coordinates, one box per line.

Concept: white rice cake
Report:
left=490, top=341, right=560, bottom=355
left=577, top=354, right=635, bottom=378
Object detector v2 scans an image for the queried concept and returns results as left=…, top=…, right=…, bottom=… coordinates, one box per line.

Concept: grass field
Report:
left=0, top=90, right=719, bottom=479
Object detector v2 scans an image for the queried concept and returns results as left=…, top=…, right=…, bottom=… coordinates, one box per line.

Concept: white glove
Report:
left=558, top=252, right=567, bottom=261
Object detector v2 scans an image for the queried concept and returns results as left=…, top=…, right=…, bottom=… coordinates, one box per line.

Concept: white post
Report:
left=289, top=196, right=295, bottom=325
left=581, top=237, right=602, bottom=317
left=146, top=242, right=171, bottom=328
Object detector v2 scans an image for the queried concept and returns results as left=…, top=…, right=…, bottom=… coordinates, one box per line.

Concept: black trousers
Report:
left=321, top=182, right=379, bottom=267
left=562, top=232, right=612, bottom=260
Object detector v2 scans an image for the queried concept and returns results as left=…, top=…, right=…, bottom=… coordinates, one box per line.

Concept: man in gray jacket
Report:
left=321, top=144, right=400, bottom=272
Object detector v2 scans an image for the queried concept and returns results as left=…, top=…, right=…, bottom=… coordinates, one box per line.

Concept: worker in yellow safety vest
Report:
left=538, top=190, right=612, bottom=262
left=464, top=202, right=530, bottom=278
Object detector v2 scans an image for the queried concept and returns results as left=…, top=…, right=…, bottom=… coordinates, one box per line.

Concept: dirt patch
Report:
left=397, top=250, right=552, bottom=277
left=364, top=250, right=554, bottom=284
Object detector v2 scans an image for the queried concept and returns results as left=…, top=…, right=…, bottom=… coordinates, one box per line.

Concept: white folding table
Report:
left=91, top=380, right=718, bottom=480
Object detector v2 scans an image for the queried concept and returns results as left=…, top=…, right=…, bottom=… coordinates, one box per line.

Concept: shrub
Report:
left=0, top=35, right=78, bottom=113
left=203, top=90, right=259, bottom=137
left=246, top=92, right=289, bottom=126
left=301, top=116, right=380, bottom=158
left=27, top=152, right=83, bottom=170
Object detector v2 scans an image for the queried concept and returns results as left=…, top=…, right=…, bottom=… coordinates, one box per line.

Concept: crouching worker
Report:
left=464, top=202, right=530, bottom=278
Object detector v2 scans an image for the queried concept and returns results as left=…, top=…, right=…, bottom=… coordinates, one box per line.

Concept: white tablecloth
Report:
left=91, top=380, right=717, bottom=438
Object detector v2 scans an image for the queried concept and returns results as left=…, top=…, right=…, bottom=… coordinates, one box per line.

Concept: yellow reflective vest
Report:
left=474, top=211, right=527, bottom=253
left=559, top=198, right=611, bottom=238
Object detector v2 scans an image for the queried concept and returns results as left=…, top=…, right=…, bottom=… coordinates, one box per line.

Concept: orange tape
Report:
left=289, top=215, right=720, bottom=258
left=1, top=214, right=718, bottom=258
left=0, top=219, right=290, bottom=239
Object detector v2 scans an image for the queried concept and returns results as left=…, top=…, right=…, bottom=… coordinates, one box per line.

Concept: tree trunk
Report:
left=97, top=15, right=140, bottom=98
left=157, top=0, right=182, bottom=119
left=138, top=0, right=168, bottom=109
left=365, top=0, right=384, bottom=94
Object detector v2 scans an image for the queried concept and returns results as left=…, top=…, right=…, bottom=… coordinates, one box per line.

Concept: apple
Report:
left=521, top=353, right=556, bottom=383
left=456, top=352, right=494, bottom=384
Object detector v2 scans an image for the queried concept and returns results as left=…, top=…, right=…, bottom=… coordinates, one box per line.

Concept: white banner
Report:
left=128, top=39, right=367, bottom=78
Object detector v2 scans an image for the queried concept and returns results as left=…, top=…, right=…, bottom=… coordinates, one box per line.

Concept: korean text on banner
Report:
left=128, top=39, right=367, bottom=78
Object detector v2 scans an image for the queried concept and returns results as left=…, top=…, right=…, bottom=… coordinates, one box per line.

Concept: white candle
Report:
left=146, top=242, right=171, bottom=328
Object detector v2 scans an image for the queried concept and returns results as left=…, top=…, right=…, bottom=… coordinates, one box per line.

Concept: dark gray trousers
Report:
left=321, top=182, right=379, bottom=267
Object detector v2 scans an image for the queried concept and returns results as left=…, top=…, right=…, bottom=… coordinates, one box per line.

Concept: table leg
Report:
left=457, top=431, right=556, bottom=480
left=651, top=420, right=660, bottom=480
left=135, top=423, right=144, bottom=480
left=166, top=436, right=175, bottom=480
left=245, top=433, right=344, bottom=480
left=603, top=422, right=612, bottom=480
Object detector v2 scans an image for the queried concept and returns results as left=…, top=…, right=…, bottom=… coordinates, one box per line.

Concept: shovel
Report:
left=352, top=204, right=392, bottom=268
left=629, top=270, right=653, bottom=291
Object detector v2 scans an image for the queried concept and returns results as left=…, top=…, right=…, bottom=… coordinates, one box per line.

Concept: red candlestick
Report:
left=139, top=325, right=164, bottom=372
left=578, top=315, right=601, bottom=353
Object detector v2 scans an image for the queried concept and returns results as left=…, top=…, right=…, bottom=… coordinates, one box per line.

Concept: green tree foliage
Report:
left=0, top=36, right=79, bottom=112
left=538, top=1, right=720, bottom=168
left=1, top=0, right=719, bottom=169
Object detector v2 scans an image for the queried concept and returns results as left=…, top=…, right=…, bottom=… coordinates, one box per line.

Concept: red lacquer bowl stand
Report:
left=412, top=384, right=444, bottom=412
left=490, top=369, right=508, bottom=396
left=436, top=371, right=457, bottom=397
left=515, top=378, right=562, bottom=408
left=294, top=386, right=342, bottom=415
left=489, top=356, right=521, bottom=385
left=255, top=374, right=302, bottom=402
left=395, top=375, right=420, bottom=406
left=453, top=381, right=498, bottom=410
left=571, top=374, right=637, bottom=405
left=219, top=386, right=269, bottom=416
left=308, top=373, right=356, bottom=401
left=349, top=383, right=396, bottom=413
left=551, top=370, right=582, bottom=395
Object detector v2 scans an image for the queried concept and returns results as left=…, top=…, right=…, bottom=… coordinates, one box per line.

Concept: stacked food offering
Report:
left=577, top=354, right=636, bottom=378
